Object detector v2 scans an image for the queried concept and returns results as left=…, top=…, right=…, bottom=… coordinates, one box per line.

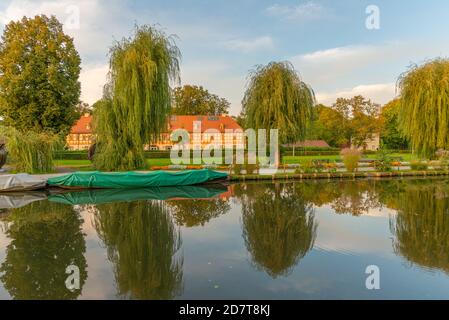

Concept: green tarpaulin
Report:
left=47, top=169, right=228, bottom=189
left=48, top=185, right=228, bottom=205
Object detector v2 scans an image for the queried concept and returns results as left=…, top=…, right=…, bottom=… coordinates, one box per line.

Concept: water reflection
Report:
left=0, top=201, right=87, bottom=300
left=0, top=179, right=449, bottom=299
left=93, top=200, right=183, bottom=299
left=236, top=183, right=317, bottom=278
left=390, top=180, right=449, bottom=274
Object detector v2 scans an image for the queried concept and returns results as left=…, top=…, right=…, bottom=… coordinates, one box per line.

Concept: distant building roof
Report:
left=168, top=115, right=242, bottom=133
left=71, top=114, right=92, bottom=134
left=284, top=140, right=330, bottom=148
left=69, top=114, right=242, bottom=135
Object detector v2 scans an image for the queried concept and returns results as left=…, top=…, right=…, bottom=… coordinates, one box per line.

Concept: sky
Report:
left=1, top=0, right=449, bottom=115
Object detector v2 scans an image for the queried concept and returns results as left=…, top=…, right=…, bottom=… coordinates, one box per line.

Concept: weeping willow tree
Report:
left=242, top=61, right=315, bottom=164
left=93, top=200, right=183, bottom=299
left=93, top=25, right=180, bottom=171
left=240, top=183, right=317, bottom=278
left=0, top=201, right=87, bottom=299
left=0, top=126, right=60, bottom=173
left=390, top=180, right=449, bottom=274
left=398, top=59, right=449, bottom=158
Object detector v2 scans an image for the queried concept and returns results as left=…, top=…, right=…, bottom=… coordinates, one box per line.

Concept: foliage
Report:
left=93, top=25, right=180, bottom=171
left=245, top=163, right=258, bottom=175
left=306, top=104, right=349, bottom=147
left=340, top=148, right=361, bottom=172
left=242, top=61, right=315, bottom=145
left=0, top=201, right=87, bottom=299
left=1, top=126, right=59, bottom=173
left=398, top=59, right=449, bottom=157
left=167, top=199, right=230, bottom=227
left=410, top=161, right=428, bottom=171
left=239, top=183, right=317, bottom=278
left=93, top=200, right=183, bottom=299
left=373, top=148, right=393, bottom=172
left=0, top=15, right=81, bottom=135
left=390, top=181, right=449, bottom=274
left=332, top=96, right=381, bottom=149
left=296, top=159, right=315, bottom=173
left=172, top=85, right=230, bottom=115
left=380, top=99, right=409, bottom=150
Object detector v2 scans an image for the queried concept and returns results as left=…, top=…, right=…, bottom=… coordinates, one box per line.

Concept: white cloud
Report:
left=79, top=63, right=109, bottom=104
left=181, top=60, right=246, bottom=115
left=316, top=82, right=397, bottom=105
left=265, top=2, right=327, bottom=21
left=222, top=36, right=273, bottom=53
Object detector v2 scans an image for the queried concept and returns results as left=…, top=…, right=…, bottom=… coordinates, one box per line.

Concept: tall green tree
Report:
left=0, top=15, right=81, bottom=134
left=398, top=59, right=449, bottom=157
left=172, top=85, right=230, bottom=115
left=380, top=99, right=409, bottom=150
left=242, top=61, right=315, bottom=164
left=93, top=25, right=180, bottom=171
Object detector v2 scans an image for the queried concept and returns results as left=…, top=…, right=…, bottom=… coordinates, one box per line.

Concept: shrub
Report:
left=1, top=127, right=59, bottom=173
left=374, top=149, right=393, bottom=172
left=297, top=160, right=315, bottom=173
left=340, top=148, right=361, bottom=173
left=324, top=162, right=338, bottom=173
left=245, top=164, right=258, bottom=175
left=410, top=161, right=428, bottom=171
left=233, top=164, right=243, bottom=175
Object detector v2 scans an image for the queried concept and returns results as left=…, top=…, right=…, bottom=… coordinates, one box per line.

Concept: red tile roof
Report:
left=284, top=140, right=330, bottom=148
left=70, top=114, right=242, bottom=134
left=168, top=115, right=242, bottom=133
left=71, top=114, right=92, bottom=134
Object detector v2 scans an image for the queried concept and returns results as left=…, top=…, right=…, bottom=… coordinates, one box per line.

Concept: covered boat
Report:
left=47, top=169, right=229, bottom=189
left=0, top=174, right=47, bottom=192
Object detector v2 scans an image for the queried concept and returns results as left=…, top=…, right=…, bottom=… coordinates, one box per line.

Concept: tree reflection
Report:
left=239, top=183, right=317, bottom=278
left=390, top=180, right=449, bottom=274
left=93, top=200, right=183, bottom=299
left=0, top=201, right=87, bottom=300
left=167, top=199, right=230, bottom=227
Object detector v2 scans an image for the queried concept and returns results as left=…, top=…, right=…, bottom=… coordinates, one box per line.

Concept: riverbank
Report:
left=230, top=170, right=449, bottom=181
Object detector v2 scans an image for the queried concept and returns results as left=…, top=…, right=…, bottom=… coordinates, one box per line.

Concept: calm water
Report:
left=0, top=178, right=449, bottom=300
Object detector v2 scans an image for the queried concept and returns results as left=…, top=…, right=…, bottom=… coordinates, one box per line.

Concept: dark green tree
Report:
left=172, top=85, right=230, bottom=115
left=380, top=99, right=408, bottom=150
left=0, top=15, right=81, bottom=135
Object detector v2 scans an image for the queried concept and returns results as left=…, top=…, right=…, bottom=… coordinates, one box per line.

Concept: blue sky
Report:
left=1, top=0, right=449, bottom=114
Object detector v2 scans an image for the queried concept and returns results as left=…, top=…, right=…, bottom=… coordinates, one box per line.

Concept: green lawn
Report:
left=54, top=153, right=420, bottom=170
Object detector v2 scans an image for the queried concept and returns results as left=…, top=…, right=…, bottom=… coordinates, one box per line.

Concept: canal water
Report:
left=0, top=177, right=448, bottom=299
